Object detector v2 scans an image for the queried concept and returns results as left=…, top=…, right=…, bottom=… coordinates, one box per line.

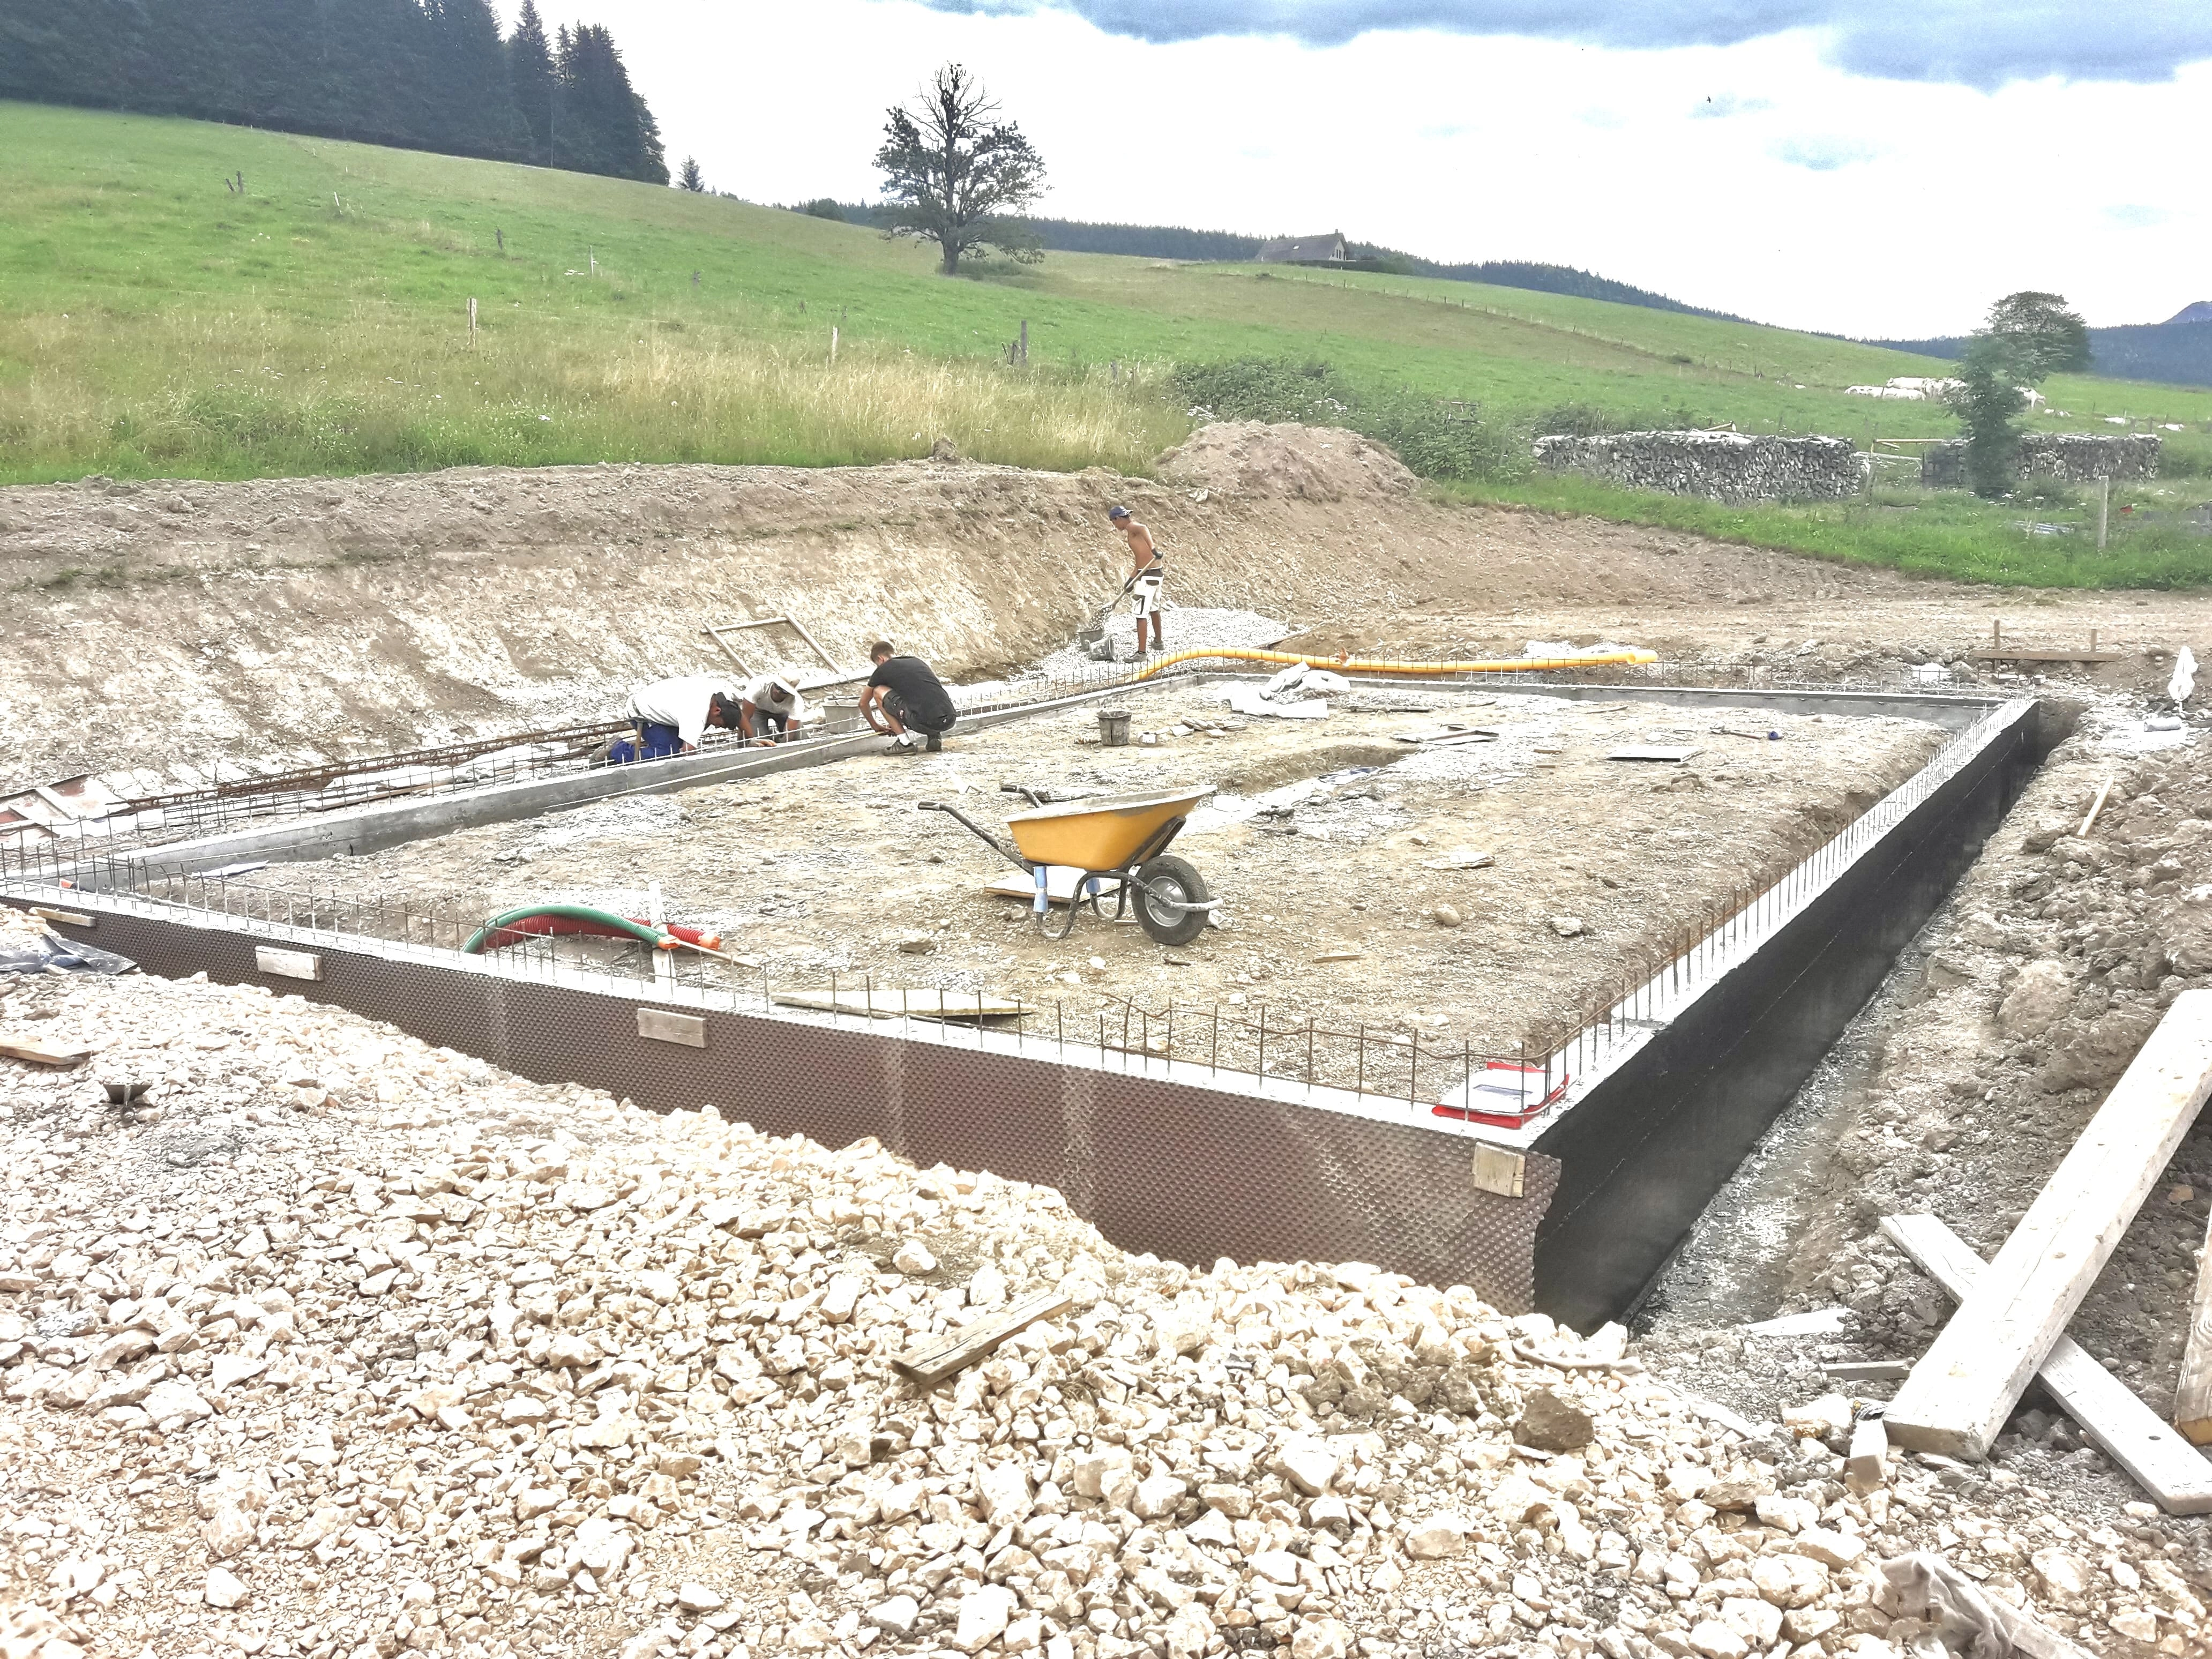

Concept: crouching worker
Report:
left=604, top=675, right=743, bottom=764
left=739, top=673, right=811, bottom=746
left=859, top=641, right=956, bottom=753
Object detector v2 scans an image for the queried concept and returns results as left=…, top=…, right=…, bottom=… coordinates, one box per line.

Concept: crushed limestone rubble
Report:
left=0, top=969, right=2203, bottom=1659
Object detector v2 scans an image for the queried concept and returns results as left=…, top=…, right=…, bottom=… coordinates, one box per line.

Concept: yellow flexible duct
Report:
left=1129, top=646, right=1659, bottom=681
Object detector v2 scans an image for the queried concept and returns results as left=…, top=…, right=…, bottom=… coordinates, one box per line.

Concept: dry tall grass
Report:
left=0, top=304, right=1187, bottom=483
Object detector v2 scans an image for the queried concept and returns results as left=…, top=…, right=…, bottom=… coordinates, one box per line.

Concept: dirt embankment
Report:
left=0, top=423, right=2000, bottom=794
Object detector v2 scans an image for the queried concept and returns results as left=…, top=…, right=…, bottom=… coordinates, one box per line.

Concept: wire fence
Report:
left=2, top=695, right=2020, bottom=1136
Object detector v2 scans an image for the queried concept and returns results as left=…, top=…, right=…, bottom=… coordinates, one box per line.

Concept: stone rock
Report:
left=204, top=1567, right=249, bottom=1609
left=868, top=1595, right=921, bottom=1636
left=143, top=1380, right=213, bottom=1430
left=675, top=1583, right=723, bottom=1612
left=1752, top=1493, right=1818, bottom=1534
left=1403, top=1516, right=1469, bottom=1559
left=201, top=1504, right=256, bottom=1559
left=1792, top=1528, right=1868, bottom=1570
left=2109, top=1609, right=2159, bottom=1643
left=1163, top=1604, right=1215, bottom=1659
left=1275, top=1438, right=1339, bottom=1496
left=892, top=1240, right=937, bottom=1275
left=954, top=1585, right=1018, bottom=1654
left=1751, top=1551, right=1828, bottom=1609
left=1515, top=1387, right=1595, bottom=1452
left=1720, top=1597, right=1783, bottom=1647
left=1200, top=1482, right=1253, bottom=1519
left=1290, top=1619, right=1354, bottom=1659
left=1551, top=915, right=1585, bottom=938
left=1153, top=1304, right=1211, bottom=1357
left=1430, top=905, right=1463, bottom=929
left=1687, top=1618, right=1751, bottom=1659
left=1132, top=1472, right=1189, bottom=1520
left=2032, top=1549, right=2091, bottom=1604
left=975, top=1460, right=1034, bottom=1525
left=1998, top=961, right=2072, bottom=1038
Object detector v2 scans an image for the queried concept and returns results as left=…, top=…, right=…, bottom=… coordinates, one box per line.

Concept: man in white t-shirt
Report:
left=615, top=675, right=743, bottom=761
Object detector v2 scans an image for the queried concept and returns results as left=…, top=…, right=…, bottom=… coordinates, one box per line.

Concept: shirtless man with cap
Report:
left=1106, top=505, right=1165, bottom=658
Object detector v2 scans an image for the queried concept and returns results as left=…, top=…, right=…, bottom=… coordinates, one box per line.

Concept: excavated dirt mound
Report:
left=1154, top=423, right=1417, bottom=502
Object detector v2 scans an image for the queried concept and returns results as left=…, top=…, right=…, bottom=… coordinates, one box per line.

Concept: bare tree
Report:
left=874, top=64, right=1045, bottom=276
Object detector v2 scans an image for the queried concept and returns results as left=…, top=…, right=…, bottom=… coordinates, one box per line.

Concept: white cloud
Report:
left=505, top=0, right=2212, bottom=337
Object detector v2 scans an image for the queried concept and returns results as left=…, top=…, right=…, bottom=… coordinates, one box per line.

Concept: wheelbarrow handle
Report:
left=999, top=781, right=1047, bottom=808
left=916, top=801, right=1032, bottom=875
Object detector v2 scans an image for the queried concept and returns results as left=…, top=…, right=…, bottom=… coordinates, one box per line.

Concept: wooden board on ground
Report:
left=892, top=1289, right=1074, bottom=1386
left=0, top=1036, right=92, bottom=1067
left=1885, top=991, right=2212, bottom=1460
left=1881, top=1213, right=2212, bottom=1514
left=773, top=988, right=1028, bottom=1023
left=2173, top=1202, right=2212, bottom=1445
left=985, top=868, right=1127, bottom=907
left=1609, top=745, right=1701, bottom=763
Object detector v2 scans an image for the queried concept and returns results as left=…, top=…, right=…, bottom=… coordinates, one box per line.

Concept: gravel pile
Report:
left=2, top=970, right=2206, bottom=1659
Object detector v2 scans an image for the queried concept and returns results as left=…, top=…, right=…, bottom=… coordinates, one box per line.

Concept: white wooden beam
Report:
left=1881, top=1213, right=2212, bottom=1513
left=1885, top=991, right=2212, bottom=1460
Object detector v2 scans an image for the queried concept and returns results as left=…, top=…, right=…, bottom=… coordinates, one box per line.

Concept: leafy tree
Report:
left=873, top=63, right=1045, bottom=275
left=1953, top=336, right=2028, bottom=498
left=677, top=155, right=705, bottom=192
left=796, top=198, right=846, bottom=220
left=1948, top=290, right=2085, bottom=498
left=1985, top=291, right=2092, bottom=380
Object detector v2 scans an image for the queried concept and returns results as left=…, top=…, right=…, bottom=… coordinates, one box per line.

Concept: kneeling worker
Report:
left=739, top=673, right=810, bottom=745
left=859, top=641, right=956, bottom=752
left=610, top=674, right=744, bottom=763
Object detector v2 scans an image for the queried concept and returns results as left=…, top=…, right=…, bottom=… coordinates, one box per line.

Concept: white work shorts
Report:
left=1131, top=571, right=1164, bottom=621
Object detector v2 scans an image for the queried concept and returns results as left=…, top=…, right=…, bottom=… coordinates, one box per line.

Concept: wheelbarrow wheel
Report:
left=1133, top=855, right=1210, bottom=947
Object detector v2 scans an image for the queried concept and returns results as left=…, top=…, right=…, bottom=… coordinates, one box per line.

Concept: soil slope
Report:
left=0, top=423, right=1957, bottom=792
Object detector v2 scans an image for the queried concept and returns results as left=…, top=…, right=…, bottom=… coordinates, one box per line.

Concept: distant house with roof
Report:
left=1257, top=231, right=1349, bottom=266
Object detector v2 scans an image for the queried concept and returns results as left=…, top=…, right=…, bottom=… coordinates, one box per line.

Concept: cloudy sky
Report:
left=505, top=1, right=2211, bottom=338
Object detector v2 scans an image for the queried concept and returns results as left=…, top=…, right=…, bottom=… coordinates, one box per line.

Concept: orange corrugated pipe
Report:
left=1130, top=646, right=1659, bottom=681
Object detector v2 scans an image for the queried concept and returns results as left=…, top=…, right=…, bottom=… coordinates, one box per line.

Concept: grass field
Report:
left=5, top=100, right=2209, bottom=586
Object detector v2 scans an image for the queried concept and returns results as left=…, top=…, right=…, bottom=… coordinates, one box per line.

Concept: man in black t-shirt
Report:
left=859, top=641, right=958, bottom=753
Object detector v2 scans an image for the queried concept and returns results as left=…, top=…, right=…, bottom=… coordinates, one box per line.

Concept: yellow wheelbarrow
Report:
left=919, top=783, right=1219, bottom=945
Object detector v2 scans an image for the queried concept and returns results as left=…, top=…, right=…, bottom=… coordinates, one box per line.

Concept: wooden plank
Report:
left=1607, top=745, right=1701, bottom=763
left=0, top=1037, right=92, bottom=1067
left=253, top=945, right=322, bottom=982
left=2173, top=1201, right=2212, bottom=1445
left=636, top=1007, right=706, bottom=1048
left=1881, top=1213, right=2212, bottom=1513
left=892, top=1289, right=1074, bottom=1387
left=29, top=907, right=92, bottom=928
left=1885, top=992, right=2212, bottom=1460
